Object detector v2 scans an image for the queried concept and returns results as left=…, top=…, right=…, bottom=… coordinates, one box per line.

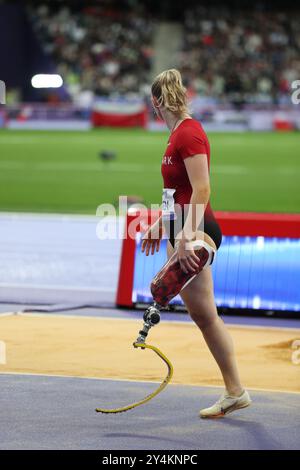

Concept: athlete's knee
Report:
left=188, top=308, right=219, bottom=330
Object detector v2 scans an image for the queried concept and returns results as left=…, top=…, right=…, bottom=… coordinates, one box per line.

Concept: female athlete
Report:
left=141, top=69, right=251, bottom=418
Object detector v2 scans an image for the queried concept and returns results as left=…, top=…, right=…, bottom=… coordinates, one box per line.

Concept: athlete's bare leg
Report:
left=167, top=239, right=244, bottom=396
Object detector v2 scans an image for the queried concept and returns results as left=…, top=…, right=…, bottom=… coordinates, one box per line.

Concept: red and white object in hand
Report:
left=150, top=240, right=215, bottom=307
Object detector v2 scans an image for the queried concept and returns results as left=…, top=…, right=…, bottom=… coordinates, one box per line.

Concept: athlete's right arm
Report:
left=141, top=215, right=163, bottom=256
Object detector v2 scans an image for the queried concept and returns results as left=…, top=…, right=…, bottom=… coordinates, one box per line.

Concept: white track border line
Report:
left=0, top=283, right=116, bottom=293
left=0, top=371, right=299, bottom=395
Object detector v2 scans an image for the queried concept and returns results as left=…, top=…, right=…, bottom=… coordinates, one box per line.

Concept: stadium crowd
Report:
left=179, top=5, right=300, bottom=105
left=28, top=3, right=299, bottom=106
left=28, top=3, right=154, bottom=101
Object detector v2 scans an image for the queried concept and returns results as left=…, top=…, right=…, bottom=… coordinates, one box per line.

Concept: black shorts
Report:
left=166, top=213, right=222, bottom=250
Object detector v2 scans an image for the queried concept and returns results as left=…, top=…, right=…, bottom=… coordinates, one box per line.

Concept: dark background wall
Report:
left=0, top=3, right=56, bottom=100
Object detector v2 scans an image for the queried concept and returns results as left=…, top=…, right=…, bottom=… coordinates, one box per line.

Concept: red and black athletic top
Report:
left=161, top=118, right=214, bottom=220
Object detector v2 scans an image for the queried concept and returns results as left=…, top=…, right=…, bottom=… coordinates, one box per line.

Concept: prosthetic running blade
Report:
left=95, top=305, right=173, bottom=414
left=95, top=342, right=173, bottom=414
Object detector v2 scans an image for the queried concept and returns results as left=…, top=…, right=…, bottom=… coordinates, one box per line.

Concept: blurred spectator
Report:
left=27, top=2, right=300, bottom=106
left=179, top=5, right=300, bottom=105
left=28, top=3, right=155, bottom=100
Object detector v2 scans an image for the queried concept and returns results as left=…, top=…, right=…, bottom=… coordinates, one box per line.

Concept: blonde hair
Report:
left=151, top=69, right=188, bottom=117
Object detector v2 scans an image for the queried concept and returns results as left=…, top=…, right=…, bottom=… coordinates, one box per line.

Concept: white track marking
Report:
left=0, top=211, right=102, bottom=220
left=0, top=136, right=161, bottom=145
left=1, top=159, right=295, bottom=175
left=0, top=161, right=158, bottom=173
left=0, top=371, right=299, bottom=395
left=0, top=283, right=116, bottom=293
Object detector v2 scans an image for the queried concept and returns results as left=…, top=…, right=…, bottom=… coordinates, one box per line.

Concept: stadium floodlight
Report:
left=31, top=74, right=63, bottom=88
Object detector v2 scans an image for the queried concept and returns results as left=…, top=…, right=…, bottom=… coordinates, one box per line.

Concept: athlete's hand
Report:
left=141, top=219, right=163, bottom=256
left=176, top=238, right=200, bottom=274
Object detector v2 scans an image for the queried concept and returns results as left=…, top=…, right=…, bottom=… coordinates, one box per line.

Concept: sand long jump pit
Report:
left=0, top=312, right=299, bottom=393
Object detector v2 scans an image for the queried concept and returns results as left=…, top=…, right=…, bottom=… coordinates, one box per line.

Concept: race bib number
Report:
left=162, top=188, right=176, bottom=220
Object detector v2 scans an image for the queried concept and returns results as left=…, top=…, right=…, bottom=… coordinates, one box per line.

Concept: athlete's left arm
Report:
left=177, top=154, right=210, bottom=272
left=184, top=154, right=210, bottom=236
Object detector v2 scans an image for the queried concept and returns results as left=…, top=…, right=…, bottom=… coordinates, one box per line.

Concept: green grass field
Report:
left=0, top=129, right=299, bottom=214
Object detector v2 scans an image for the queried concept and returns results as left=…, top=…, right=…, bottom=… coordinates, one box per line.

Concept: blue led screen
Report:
left=132, top=235, right=300, bottom=312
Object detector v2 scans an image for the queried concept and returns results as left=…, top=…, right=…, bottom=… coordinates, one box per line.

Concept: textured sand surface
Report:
left=0, top=314, right=299, bottom=392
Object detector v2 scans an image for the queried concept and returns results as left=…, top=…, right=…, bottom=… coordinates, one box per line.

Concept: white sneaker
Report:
left=199, top=390, right=252, bottom=419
